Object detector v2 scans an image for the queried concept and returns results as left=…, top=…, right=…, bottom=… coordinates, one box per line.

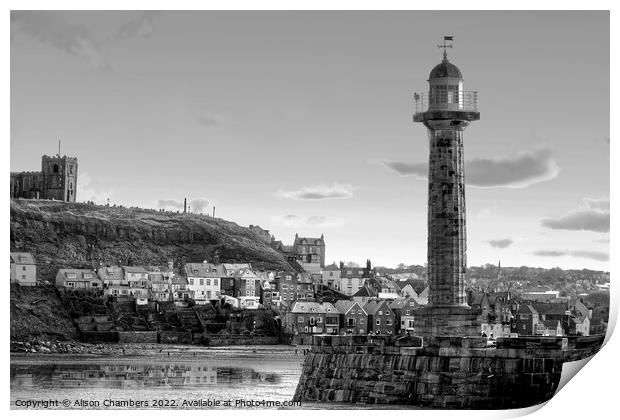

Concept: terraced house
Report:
left=285, top=301, right=340, bottom=343
left=364, top=300, right=396, bottom=335
left=334, top=300, right=368, bottom=335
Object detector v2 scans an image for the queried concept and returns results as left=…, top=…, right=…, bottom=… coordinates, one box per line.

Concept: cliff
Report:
left=10, top=199, right=292, bottom=281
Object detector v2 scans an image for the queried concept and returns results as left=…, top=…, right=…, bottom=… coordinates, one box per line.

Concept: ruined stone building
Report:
left=10, top=154, right=78, bottom=202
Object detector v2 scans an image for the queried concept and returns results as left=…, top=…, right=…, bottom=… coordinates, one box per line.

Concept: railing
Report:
left=413, top=91, right=479, bottom=114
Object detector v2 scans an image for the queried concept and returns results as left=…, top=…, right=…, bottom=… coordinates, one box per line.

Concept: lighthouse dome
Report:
left=429, top=57, right=463, bottom=79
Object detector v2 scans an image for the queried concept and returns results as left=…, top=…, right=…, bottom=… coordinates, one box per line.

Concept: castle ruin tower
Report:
left=412, top=38, right=481, bottom=336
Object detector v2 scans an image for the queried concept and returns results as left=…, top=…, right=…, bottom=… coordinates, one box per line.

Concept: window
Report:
left=199, top=279, right=204, bottom=286
left=67, top=273, right=77, bottom=279
left=22, top=275, right=26, bottom=279
left=206, top=279, right=211, bottom=286
left=359, top=318, right=365, bottom=325
left=317, top=317, right=322, bottom=323
left=282, top=284, right=288, bottom=290
left=376, top=320, right=381, bottom=326
left=214, top=279, right=218, bottom=286
left=193, top=270, right=198, bottom=275
left=378, top=311, right=383, bottom=315
left=405, top=310, right=410, bottom=316
left=298, top=316, right=304, bottom=323
left=386, top=319, right=392, bottom=326
left=206, top=291, right=211, bottom=298
left=189, top=279, right=194, bottom=285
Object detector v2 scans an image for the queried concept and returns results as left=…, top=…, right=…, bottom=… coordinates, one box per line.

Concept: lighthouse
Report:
left=413, top=37, right=481, bottom=336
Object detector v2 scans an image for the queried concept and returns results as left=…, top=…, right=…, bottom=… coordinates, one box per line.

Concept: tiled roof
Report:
left=122, top=266, right=148, bottom=273
left=171, top=274, right=188, bottom=285
left=334, top=300, right=355, bottom=313
left=184, top=262, right=218, bottom=278
left=97, top=266, right=124, bottom=280
left=294, top=236, right=325, bottom=246
left=10, top=252, right=36, bottom=265
left=363, top=300, right=390, bottom=315
left=353, top=285, right=378, bottom=298
left=531, top=302, right=568, bottom=316
left=58, top=269, right=98, bottom=280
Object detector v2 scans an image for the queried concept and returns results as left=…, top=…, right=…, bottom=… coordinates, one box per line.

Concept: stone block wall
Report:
left=293, top=335, right=601, bottom=409
left=117, top=331, right=158, bottom=343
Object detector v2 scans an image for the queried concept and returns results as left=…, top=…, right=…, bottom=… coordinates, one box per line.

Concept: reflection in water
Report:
left=11, top=361, right=281, bottom=390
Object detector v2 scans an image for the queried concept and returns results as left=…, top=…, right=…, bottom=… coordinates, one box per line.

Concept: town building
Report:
left=56, top=268, right=101, bottom=290
left=389, top=296, right=420, bottom=334
left=184, top=262, right=221, bottom=305
left=293, top=234, right=326, bottom=268
left=334, top=300, right=368, bottom=335
left=339, top=266, right=366, bottom=296
left=321, top=263, right=341, bottom=289
left=364, top=300, right=397, bottom=335
left=10, top=154, right=77, bottom=202
left=513, top=304, right=539, bottom=336
left=10, top=252, right=37, bottom=286
left=284, top=301, right=339, bottom=341
left=171, top=274, right=192, bottom=303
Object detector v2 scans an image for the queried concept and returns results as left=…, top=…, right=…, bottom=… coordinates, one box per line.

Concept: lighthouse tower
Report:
left=413, top=38, right=481, bottom=336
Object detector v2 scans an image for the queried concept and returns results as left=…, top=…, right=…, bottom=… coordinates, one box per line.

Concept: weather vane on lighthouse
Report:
left=438, top=35, right=454, bottom=60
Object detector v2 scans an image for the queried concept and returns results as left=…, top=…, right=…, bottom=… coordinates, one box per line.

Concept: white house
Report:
left=184, top=262, right=221, bottom=305
left=10, top=252, right=37, bottom=286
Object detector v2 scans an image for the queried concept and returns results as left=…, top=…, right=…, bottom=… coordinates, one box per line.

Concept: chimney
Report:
left=212, top=206, right=216, bottom=218
left=184, top=198, right=187, bottom=213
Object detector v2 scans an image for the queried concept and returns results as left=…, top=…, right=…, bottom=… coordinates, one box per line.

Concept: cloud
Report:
left=11, top=11, right=109, bottom=70
left=379, top=161, right=427, bottom=179
left=116, top=11, right=158, bottom=40
left=277, top=183, right=355, bottom=200
left=157, top=198, right=212, bottom=214
left=272, top=214, right=345, bottom=228
left=532, top=249, right=609, bottom=262
left=77, top=173, right=113, bottom=204
left=541, top=197, right=609, bottom=233
left=196, top=111, right=224, bottom=127
left=594, top=238, right=610, bottom=244
left=487, top=238, right=514, bottom=249
left=377, top=147, right=559, bottom=188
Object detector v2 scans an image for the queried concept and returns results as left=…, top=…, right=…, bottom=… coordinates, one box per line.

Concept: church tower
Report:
left=41, top=154, right=78, bottom=202
left=412, top=38, right=481, bottom=336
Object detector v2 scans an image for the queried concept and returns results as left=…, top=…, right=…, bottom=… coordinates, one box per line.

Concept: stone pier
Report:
left=293, top=334, right=604, bottom=409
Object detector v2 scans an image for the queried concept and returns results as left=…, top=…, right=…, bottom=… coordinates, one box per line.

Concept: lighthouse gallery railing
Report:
left=413, top=91, right=479, bottom=114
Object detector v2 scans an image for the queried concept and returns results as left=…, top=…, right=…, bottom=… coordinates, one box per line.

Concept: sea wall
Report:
left=118, top=331, right=159, bottom=343
left=206, top=335, right=280, bottom=346
left=294, top=335, right=603, bottom=409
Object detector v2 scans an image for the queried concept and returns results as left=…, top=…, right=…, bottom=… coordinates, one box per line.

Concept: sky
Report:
left=10, top=11, right=610, bottom=271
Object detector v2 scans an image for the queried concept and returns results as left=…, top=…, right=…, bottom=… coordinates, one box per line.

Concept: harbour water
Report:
left=10, top=345, right=306, bottom=409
